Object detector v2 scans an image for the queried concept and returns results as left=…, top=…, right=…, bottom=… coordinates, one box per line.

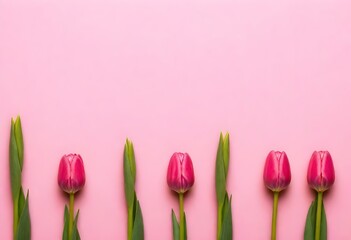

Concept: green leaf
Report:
left=304, top=197, right=327, bottom=240
left=14, top=116, right=24, bottom=170
left=16, top=191, right=31, bottom=240
left=222, top=133, right=230, bottom=179
left=18, top=187, right=25, bottom=220
left=62, top=205, right=69, bottom=240
left=124, top=139, right=136, bottom=210
left=172, top=209, right=180, bottom=240
left=126, top=139, right=136, bottom=181
left=216, top=133, right=226, bottom=204
left=220, top=194, right=233, bottom=240
left=132, top=200, right=144, bottom=240
left=10, top=119, right=22, bottom=201
left=72, top=211, right=81, bottom=240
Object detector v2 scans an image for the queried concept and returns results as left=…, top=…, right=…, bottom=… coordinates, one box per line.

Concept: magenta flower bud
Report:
left=167, top=152, right=195, bottom=194
left=58, top=154, right=86, bottom=194
left=263, top=151, right=291, bottom=192
left=307, top=151, right=335, bottom=192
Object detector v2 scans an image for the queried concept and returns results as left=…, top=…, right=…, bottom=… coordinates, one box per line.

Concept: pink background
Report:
left=1, top=0, right=351, bottom=239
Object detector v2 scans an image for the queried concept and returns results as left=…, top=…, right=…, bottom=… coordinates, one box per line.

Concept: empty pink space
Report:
left=1, top=0, right=351, bottom=239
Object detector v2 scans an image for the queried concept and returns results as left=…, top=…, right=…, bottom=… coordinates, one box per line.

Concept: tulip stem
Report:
left=69, top=193, right=75, bottom=240
left=127, top=205, right=133, bottom=240
left=271, top=192, right=279, bottom=240
left=315, top=192, right=323, bottom=240
left=179, top=193, right=185, bottom=240
left=13, top=195, right=19, bottom=240
left=217, top=202, right=223, bottom=240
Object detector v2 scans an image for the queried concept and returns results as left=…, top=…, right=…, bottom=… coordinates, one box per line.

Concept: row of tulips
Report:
left=8, top=116, right=335, bottom=240
left=264, top=150, right=335, bottom=240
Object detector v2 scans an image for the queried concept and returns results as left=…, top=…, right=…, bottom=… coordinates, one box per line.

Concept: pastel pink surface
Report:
left=1, top=0, right=351, bottom=239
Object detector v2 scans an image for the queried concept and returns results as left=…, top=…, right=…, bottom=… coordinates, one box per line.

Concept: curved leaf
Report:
left=18, top=188, right=25, bottom=220
left=172, top=210, right=179, bottom=240
left=124, top=140, right=136, bottom=210
left=62, top=206, right=69, bottom=240
left=222, top=133, right=230, bottom=178
left=172, top=209, right=180, bottom=240
left=16, top=191, right=31, bottom=240
left=220, top=194, right=233, bottom=240
left=72, top=211, right=81, bottom=240
left=132, top=201, right=144, bottom=240
left=216, top=133, right=226, bottom=204
left=14, top=116, right=24, bottom=170
left=10, top=120, right=22, bottom=201
left=304, top=197, right=327, bottom=240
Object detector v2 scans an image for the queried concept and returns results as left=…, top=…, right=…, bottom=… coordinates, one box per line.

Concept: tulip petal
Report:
left=70, top=155, right=86, bottom=193
left=58, top=156, right=72, bottom=193
left=321, top=152, right=335, bottom=189
left=307, top=151, right=335, bottom=192
left=263, top=151, right=291, bottom=192
left=167, top=153, right=183, bottom=193
left=181, top=153, right=195, bottom=193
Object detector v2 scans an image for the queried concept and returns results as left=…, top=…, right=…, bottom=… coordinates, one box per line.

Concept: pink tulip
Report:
left=307, top=151, right=335, bottom=192
left=167, top=152, right=195, bottom=194
left=263, top=151, right=291, bottom=192
left=58, top=154, right=86, bottom=194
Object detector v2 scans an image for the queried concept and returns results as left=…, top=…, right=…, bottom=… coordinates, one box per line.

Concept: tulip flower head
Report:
left=167, top=152, right=195, bottom=194
left=307, top=151, right=335, bottom=192
left=263, top=151, right=291, bottom=192
left=58, top=154, right=86, bottom=194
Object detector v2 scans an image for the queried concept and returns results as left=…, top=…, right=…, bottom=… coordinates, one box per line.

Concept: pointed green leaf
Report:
left=172, top=209, right=180, bottom=240
left=124, top=139, right=136, bottom=210
left=14, top=116, right=24, bottom=170
left=304, top=197, right=327, bottom=240
left=216, top=133, right=226, bottom=204
left=16, top=191, right=31, bottom=240
left=220, top=194, right=233, bottom=240
left=132, top=193, right=137, bottom=221
left=126, top=139, right=136, bottom=181
left=62, top=205, right=69, bottom=240
left=72, top=211, right=81, bottom=240
left=18, top=188, right=25, bottom=220
left=222, top=133, right=230, bottom=178
left=304, top=200, right=316, bottom=240
left=10, top=119, right=22, bottom=201
left=132, top=200, right=144, bottom=240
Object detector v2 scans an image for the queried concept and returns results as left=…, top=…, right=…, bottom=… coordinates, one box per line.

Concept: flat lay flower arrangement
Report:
left=6, top=116, right=336, bottom=240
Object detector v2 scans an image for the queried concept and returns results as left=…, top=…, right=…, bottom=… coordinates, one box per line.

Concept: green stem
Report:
left=127, top=205, right=133, bottom=240
left=13, top=196, right=18, bottom=240
left=315, top=192, right=323, bottom=240
left=179, top=193, right=184, bottom=240
left=69, top=193, right=75, bottom=240
left=271, top=192, right=279, bottom=240
left=217, top=202, right=223, bottom=240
